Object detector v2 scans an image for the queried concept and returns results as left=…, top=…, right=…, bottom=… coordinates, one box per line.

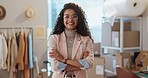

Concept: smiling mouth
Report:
left=67, top=22, right=74, bottom=25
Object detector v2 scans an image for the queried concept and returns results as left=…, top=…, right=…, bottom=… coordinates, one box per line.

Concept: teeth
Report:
left=68, top=23, right=73, bottom=24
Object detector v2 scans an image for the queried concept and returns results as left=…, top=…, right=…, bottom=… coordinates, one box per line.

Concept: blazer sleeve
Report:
left=84, top=37, right=94, bottom=69
left=48, top=35, right=63, bottom=72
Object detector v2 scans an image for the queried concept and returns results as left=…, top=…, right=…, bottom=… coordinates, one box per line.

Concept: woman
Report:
left=48, top=2, right=94, bottom=78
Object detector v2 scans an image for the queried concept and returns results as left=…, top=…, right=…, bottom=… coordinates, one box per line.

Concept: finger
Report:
left=49, top=54, right=56, bottom=58
left=49, top=52, right=55, bottom=55
left=49, top=51, right=57, bottom=54
left=83, top=52, right=87, bottom=55
left=49, top=49, right=56, bottom=53
left=49, top=53, right=57, bottom=56
left=51, top=49, right=55, bottom=51
left=49, top=52, right=53, bottom=54
left=49, top=52, right=58, bottom=58
left=49, top=54, right=54, bottom=58
left=49, top=53, right=54, bottom=56
left=84, top=51, right=87, bottom=53
left=86, top=51, right=89, bottom=55
left=49, top=52, right=56, bottom=56
left=49, top=52, right=55, bottom=54
left=49, top=56, right=55, bottom=58
left=84, top=53, right=88, bottom=55
left=84, top=51, right=89, bottom=54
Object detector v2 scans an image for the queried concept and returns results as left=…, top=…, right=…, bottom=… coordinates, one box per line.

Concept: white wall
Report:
left=142, top=0, right=148, bottom=50
left=0, top=0, right=48, bottom=77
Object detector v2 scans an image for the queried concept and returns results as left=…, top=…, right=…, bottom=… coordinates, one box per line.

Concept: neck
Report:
left=64, top=28, right=76, bottom=38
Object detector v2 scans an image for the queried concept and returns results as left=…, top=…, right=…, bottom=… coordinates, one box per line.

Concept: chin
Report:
left=66, top=28, right=75, bottom=30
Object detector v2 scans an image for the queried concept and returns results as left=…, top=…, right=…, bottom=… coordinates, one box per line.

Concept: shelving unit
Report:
left=101, top=16, right=142, bottom=55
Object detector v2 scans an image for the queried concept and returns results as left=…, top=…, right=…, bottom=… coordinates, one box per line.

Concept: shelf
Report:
left=115, top=16, right=142, bottom=19
left=101, top=16, right=142, bottom=55
left=102, top=46, right=141, bottom=50
left=115, top=16, right=142, bottom=22
left=102, top=16, right=142, bottom=22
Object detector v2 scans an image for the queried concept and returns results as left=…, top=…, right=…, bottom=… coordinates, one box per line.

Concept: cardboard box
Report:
left=135, top=50, right=148, bottom=70
left=103, top=54, right=117, bottom=77
left=116, top=52, right=131, bottom=68
left=124, top=31, right=140, bottom=47
left=112, top=31, right=120, bottom=47
left=143, top=56, right=148, bottom=70
left=112, top=31, right=140, bottom=47
left=94, top=43, right=100, bottom=55
left=104, top=54, right=116, bottom=72
left=112, top=22, right=131, bottom=31
left=87, top=57, right=105, bottom=78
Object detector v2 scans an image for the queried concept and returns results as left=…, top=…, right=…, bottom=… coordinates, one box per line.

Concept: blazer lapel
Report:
left=60, top=32, right=68, bottom=58
left=72, top=33, right=81, bottom=59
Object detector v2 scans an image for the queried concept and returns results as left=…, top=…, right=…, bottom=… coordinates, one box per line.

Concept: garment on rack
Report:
left=0, top=34, right=8, bottom=70
left=0, top=28, right=34, bottom=78
left=7, top=31, right=11, bottom=71
left=9, top=31, right=18, bottom=78
left=24, top=32, right=30, bottom=78
left=16, top=31, right=25, bottom=70
left=28, top=33, right=34, bottom=69
left=15, top=32, right=20, bottom=48
left=0, top=34, right=2, bottom=68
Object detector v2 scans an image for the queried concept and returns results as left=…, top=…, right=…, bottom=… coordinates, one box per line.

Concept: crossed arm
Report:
left=49, top=49, right=89, bottom=72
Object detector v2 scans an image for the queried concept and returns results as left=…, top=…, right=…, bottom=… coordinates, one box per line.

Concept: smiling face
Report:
left=63, top=9, right=78, bottom=30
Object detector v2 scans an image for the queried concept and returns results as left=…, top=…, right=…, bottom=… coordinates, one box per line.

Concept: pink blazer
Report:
left=48, top=32, right=94, bottom=78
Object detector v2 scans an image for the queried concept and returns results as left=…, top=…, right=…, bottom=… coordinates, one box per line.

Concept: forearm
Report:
left=54, top=53, right=83, bottom=68
left=66, top=59, right=83, bottom=67
left=49, top=49, right=91, bottom=70
left=64, top=64, right=81, bottom=72
left=56, top=55, right=64, bottom=62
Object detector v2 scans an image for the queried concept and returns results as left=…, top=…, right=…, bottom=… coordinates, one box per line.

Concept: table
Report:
left=134, top=72, right=148, bottom=78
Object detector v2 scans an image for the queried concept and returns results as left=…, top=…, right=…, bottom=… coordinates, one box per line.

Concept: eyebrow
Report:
left=64, top=14, right=77, bottom=16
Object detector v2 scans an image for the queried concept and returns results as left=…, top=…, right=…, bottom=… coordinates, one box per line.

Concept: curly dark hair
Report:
left=51, top=2, right=92, bottom=39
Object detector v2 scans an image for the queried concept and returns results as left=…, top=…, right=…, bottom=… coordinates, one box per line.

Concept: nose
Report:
left=68, top=17, right=74, bottom=21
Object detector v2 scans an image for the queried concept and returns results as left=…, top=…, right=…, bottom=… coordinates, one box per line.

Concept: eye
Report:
left=72, top=15, right=78, bottom=19
left=63, top=15, right=69, bottom=19
left=63, top=14, right=78, bottom=20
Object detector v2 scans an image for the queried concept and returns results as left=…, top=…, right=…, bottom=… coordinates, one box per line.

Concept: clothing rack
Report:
left=0, top=27, right=32, bottom=29
left=0, top=27, right=34, bottom=78
left=0, top=27, right=33, bottom=33
left=0, top=27, right=33, bottom=39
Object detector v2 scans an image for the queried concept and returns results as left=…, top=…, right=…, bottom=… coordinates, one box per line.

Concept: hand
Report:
left=49, top=49, right=59, bottom=58
left=49, top=49, right=64, bottom=62
left=83, top=51, right=89, bottom=59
